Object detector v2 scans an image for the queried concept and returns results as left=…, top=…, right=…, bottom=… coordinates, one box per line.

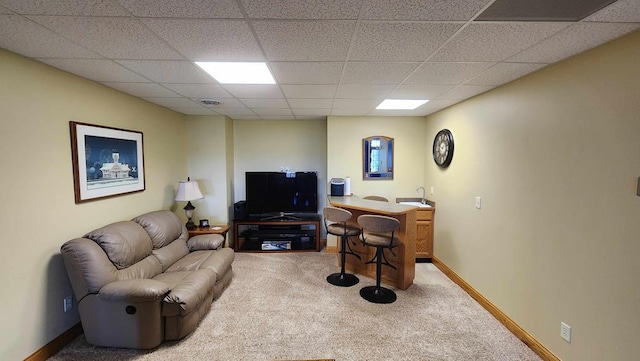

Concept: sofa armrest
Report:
left=99, top=279, right=170, bottom=302
left=187, top=234, right=224, bottom=251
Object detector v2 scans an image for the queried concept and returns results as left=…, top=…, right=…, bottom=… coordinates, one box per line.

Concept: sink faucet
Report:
left=417, top=187, right=426, bottom=204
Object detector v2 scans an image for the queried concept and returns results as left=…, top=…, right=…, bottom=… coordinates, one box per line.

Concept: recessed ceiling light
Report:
left=194, top=62, right=276, bottom=84
left=376, top=99, right=429, bottom=110
left=198, top=99, right=221, bottom=106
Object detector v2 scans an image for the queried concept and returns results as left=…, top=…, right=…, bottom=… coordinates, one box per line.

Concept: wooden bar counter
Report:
left=328, top=196, right=417, bottom=290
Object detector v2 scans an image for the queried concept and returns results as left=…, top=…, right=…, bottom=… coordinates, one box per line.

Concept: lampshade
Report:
left=175, top=179, right=204, bottom=202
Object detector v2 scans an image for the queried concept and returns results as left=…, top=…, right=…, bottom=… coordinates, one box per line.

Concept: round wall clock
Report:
left=432, top=129, right=454, bottom=168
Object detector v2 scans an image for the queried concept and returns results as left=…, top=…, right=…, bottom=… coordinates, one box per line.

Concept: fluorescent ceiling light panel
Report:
left=195, top=62, right=275, bottom=84
left=376, top=99, right=429, bottom=110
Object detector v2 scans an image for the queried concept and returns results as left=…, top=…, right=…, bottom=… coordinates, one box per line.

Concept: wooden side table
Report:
left=188, top=224, right=230, bottom=247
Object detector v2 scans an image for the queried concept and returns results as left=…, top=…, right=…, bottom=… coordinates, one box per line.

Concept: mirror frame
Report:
left=363, top=136, right=394, bottom=180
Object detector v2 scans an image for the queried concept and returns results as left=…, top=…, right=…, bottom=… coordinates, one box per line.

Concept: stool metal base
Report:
left=327, top=272, right=359, bottom=287
left=360, top=285, right=397, bottom=304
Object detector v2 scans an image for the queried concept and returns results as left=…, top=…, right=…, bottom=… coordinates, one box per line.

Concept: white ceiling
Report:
left=1, top=0, right=638, bottom=120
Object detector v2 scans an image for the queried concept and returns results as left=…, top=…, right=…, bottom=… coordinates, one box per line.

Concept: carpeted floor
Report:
left=49, top=252, right=541, bottom=361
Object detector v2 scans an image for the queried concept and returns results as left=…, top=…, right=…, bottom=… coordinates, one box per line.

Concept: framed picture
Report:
left=70, top=121, right=145, bottom=203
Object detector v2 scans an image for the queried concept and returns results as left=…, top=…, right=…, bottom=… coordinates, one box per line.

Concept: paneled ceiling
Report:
left=1, top=0, right=638, bottom=120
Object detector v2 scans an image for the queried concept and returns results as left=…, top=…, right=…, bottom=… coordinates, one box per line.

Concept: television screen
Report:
left=245, top=171, right=318, bottom=216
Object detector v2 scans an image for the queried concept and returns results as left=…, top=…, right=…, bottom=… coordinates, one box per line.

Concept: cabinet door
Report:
left=416, top=220, right=432, bottom=259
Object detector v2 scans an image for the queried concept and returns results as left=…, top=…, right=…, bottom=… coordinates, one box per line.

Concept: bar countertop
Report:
left=327, top=195, right=417, bottom=215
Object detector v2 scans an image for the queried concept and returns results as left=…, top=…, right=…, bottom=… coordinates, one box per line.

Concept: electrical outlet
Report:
left=430, top=186, right=434, bottom=195
left=561, top=322, right=571, bottom=342
left=280, top=166, right=285, bottom=172
left=475, top=197, right=482, bottom=209
left=64, top=296, right=73, bottom=312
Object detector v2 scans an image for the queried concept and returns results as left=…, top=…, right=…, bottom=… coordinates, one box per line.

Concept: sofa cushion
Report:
left=152, top=239, right=190, bottom=272
left=85, top=221, right=153, bottom=270
left=187, top=234, right=224, bottom=251
left=166, top=248, right=235, bottom=281
left=132, top=210, right=187, bottom=249
left=153, top=270, right=216, bottom=316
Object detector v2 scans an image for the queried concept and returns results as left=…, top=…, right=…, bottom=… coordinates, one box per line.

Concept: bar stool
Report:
left=323, top=206, right=361, bottom=287
left=357, top=214, right=400, bottom=304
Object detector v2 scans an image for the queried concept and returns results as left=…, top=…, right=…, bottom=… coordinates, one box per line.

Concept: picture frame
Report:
left=70, top=121, right=145, bottom=203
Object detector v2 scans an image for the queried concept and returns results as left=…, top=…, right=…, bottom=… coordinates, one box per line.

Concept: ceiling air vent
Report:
left=199, top=99, right=221, bottom=106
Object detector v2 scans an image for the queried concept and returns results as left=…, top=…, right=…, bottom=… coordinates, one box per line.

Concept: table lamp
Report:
left=175, top=177, right=204, bottom=230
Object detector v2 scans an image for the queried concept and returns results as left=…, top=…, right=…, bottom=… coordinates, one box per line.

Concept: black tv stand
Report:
left=233, top=214, right=321, bottom=252
left=260, top=212, right=301, bottom=221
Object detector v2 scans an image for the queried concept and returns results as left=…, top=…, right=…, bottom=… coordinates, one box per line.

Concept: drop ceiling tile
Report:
left=361, top=0, right=489, bottom=21
left=584, top=0, right=640, bottom=22
left=369, top=108, right=429, bottom=116
left=335, top=84, right=395, bottom=99
left=102, top=82, right=180, bottom=97
left=295, top=115, right=326, bottom=120
left=251, top=108, right=294, bottom=116
left=404, top=62, right=495, bottom=85
left=116, top=60, right=214, bottom=83
left=288, top=98, right=334, bottom=108
left=269, top=62, right=343, bottom=84
left=263, top=116, right=297, bottom=120
left=466, top=62, right=547, bottom=85
left=142, top=19, right=264, bottom=61
left=117, top=0, right=243, bottom=18
left=0, top=0, right=128, bottom=15
left=144, top=97, right=203, bottom=108
left=332, top=98, right=381, bottom=109
left=0, top=15, right=100, bottom=58
left=37, top=59, right=150, bottom=82
left=341, top=62, right=420, bottom=84
left=27, top=16, right=184, bottom=60
left=240, top=98, right=289, bottom=108
left=387, top=84, right=456, bottom=99
left=281, top=85, right=337, bottom=98
left=331, top=108, right=375, bottom=116
left=161, top=83, right=233, bottom=98
left=242, top=0, right=361, bottom=19
left=253, top=20, right=356, bottom=61
left=437, top=85, right=495, bottom=100
left=292, top=108, right=331, bottom=116
left=215, top=108, right=258, bottom=116
left=508, top=23, right=640, bottom=63
left=349, top=22, right=462, bottom=62
left=221, top=84, right=284, bottom=98
left=416, top=98, right=461, bottom=112
left=430, top=22, right=571, bottom=62
left=170, top=107, right=219, bottom=115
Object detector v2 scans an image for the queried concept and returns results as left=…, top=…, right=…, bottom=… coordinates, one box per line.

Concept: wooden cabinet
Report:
left=416, top=208, right=434, bottom=261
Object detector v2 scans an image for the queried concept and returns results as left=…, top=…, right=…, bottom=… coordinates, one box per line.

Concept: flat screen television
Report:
left=245, top=171, right=318, bottom=217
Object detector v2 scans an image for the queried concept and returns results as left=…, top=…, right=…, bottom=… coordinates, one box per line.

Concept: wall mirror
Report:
left=363, top=136, right=394, bottom=180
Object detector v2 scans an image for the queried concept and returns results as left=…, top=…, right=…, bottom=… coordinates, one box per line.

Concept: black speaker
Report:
left=234, top=201, right=247, bottom=220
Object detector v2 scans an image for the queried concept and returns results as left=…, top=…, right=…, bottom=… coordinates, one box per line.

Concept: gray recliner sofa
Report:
left=60, top=210, right=234, bottom=349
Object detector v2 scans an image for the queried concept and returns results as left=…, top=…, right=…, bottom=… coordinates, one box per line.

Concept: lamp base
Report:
left=185, top=219, right=197, bottom=230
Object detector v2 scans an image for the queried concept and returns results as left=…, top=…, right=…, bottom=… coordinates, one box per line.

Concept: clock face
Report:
left=432, top=129, right=454, bottom=168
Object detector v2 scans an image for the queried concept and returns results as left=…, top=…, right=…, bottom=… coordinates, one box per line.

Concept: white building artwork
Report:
left=100, top=151, right=131, bottom=179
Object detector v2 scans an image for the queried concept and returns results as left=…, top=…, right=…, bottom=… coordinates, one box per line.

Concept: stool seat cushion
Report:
left=327, top=223, right=361, bottom=237
left=362, top=232, right=401, bottom=248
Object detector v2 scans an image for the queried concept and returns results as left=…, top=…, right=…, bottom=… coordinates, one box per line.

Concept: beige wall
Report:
left=233, top=119, right=327, bottom=209
left=326, top=116, right=427, bottom=246
left=185, top=116, right=233, bottom=228
left=425, top=31, right=640, bottom=361
left=0, top=49, right=187, bottom=360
